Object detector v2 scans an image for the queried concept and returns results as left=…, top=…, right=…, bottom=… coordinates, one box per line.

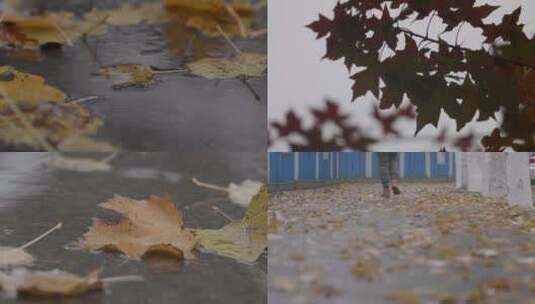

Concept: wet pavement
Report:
left=268, top=183, right=535, bottom=304
left=0, top=152, right=266, bottom=303
left=0, top=0, right=267, bottom=152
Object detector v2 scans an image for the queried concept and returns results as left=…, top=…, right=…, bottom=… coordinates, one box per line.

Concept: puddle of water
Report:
left=0, top=153, right=50, bottom=207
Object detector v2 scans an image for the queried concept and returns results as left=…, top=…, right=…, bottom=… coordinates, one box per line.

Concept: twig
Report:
left=224, top=4, right=247, bottom=38
left=20, top=222, right=62, bottom=249
left=212, top=206, right=234, bottom=222
left=239, top=77, right=261, bottom=101
left=101, top=151, right=118, bottom=163
left=82, top=36, right=103, bottom=68
left=248, top=28, right=267, bottom=39
left=0, top=88, right=57, bottom=152
left=192, top=177, right=228, bottom=192
left=397, top=26, right=535, bottom=69
left=216, top=24, right=242, bottom=55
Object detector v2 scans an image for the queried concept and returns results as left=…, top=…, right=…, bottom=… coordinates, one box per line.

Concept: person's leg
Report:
left=378, top=153, right=391, bottom=198
left=389, top=153, right=401, bottom=195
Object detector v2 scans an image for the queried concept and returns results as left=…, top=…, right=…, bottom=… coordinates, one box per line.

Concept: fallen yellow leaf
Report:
left=0, top=269, right=102, bottom=298
left=196, top=186, right=267, bottom=263
left=188, top=52, right=266, bottom=79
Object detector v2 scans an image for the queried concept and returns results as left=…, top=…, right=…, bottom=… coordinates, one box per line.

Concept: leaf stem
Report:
left=212, top=206, right=234, bottom=222
left=216, top=24, right=242, bottom=55
left=20, top=222, right=62, bottom=249
left=239, top=78, right=261, bottom=101
left=224, top=4, right=247, bottom=38
left=67, top=96, right=100, bottom=104
left=101, top=275, right=144, bottom=284
left=192, top=177, right=228, bottom=192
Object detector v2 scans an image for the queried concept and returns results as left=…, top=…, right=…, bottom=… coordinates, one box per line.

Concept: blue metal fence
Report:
left=268, top=152, right=455, bottom=184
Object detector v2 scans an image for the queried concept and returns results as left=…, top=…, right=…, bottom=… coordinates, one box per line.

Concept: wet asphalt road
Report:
left=0, top=0, right=267, bottom=152
left=0, top=152, right=266, bottom=304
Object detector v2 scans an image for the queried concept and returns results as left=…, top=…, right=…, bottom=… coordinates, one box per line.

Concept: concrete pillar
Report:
left=467, top=153, right=484, bottom=192
left=506, top=153, right=533, bottom=208
left=484, top=153, right=508, bottom=197
left=455, top=153, right=463, bottom=188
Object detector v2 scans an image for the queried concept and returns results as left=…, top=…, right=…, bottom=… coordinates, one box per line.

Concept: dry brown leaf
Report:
left=385, top=289, right=421, bottom=304
left=0, top=269, right=102, bottom=298
left=81, top=195, right=198, bottom=260
left=0, top=15, right=68, bottom=48
left=351, top=255, right=381, bottom=281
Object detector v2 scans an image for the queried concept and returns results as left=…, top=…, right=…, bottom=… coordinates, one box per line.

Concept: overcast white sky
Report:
left=268, top=0, right=535, bottom=151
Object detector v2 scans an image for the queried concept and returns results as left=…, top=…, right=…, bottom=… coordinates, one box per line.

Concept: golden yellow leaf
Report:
left=188, top=52, right=266, bottom=79
left=0, top=66, right=66, bottom=111
left=96, top=64, right=156, bottom=89
left=385, top=289, right=421, bottom=304
left=185, top=13, right=253, bottom=38
left=81, top=195, right=198, bottom=260
left=57, top=136, right=117, bottom=153
left=196, top=186, right=267, bottom=263
left=0, top=102, right=103, bottom=150
left=0, top=269, right=102, bottom=298
left=351, top=255, right=381, bottom=281
left=164, top=0, right=253, bottom=15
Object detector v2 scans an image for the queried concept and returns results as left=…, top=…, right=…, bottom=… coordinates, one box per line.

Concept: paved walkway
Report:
left=268, top=183, right=535, bottom=304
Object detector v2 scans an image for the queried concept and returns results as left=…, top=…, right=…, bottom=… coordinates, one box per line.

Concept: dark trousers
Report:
left=378, top=153, right=399, bottom=187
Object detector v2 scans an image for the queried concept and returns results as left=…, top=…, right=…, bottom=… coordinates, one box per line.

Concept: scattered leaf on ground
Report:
left=48, top=155, right=114, bottom=173
left=81, top=195, right=198, bottom=260
left=196, top=186, right=267, bottom=263
left=0, top=248, right=34, bottom=268
left=187, top=53, right=266, bottom=79
left=351, top=255, right=381, bottom=281
left=0, top=223, right=62, bottom=267
left=385, top=289, right=421, bottom=304
left=0, top=268, right=102, bottom=298
left=96, top=64, right=157, bottom=89
left=164, top=0, right=253, bottom=14
left=0, top=66, right=66, bottom=111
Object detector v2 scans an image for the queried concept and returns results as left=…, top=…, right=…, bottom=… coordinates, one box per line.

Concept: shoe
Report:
left=391, top=186, right=401, bottom=195
left=382, top=186, right=391, bottom=199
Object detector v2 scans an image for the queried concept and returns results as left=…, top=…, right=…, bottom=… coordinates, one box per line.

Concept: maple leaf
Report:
left=188, top=53, right=267, bottom=79
left=81, top=195, right=198, bottom=260
left=196, top=186, right=267, bottom=263
left=0, top=269, right=102, bottom=298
